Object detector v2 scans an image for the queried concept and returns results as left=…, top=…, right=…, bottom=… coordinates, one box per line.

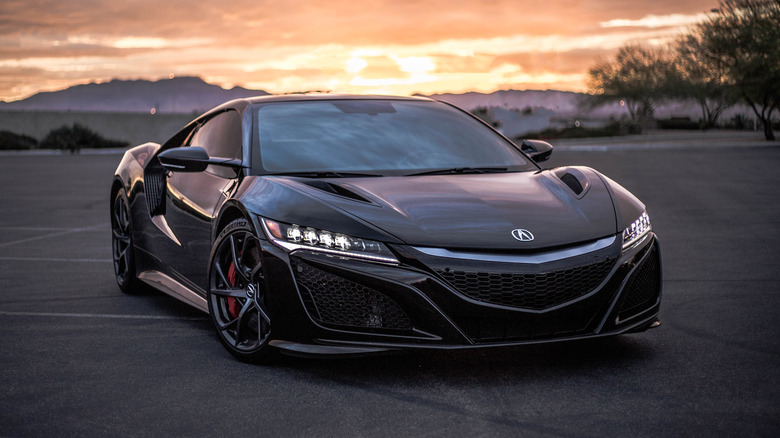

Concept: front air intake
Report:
left=292, top=259, right=412, bottom=330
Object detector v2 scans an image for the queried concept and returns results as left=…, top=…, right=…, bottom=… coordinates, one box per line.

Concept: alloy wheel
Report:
left=209, top=223, right=271, bottom=356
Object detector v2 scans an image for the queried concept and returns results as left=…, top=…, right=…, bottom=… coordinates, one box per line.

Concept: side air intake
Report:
left=144, top=160, right=166, bottom=215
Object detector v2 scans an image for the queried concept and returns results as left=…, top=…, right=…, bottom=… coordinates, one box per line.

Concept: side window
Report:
left=188, top=110, right=242, bottom=160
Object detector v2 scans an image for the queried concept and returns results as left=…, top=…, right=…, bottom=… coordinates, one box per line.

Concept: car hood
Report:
left=255, top=167, right=618, bottom=250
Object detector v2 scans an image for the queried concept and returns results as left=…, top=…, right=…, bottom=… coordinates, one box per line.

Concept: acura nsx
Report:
left=111, top=94, right=661, bottom=362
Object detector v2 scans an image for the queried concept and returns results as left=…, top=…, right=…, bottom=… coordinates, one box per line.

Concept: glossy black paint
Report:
left=111, top=94, right=661, bottom=358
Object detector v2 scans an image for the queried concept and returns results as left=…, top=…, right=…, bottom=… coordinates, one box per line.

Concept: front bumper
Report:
left=260, top=232, right=661, bottom=356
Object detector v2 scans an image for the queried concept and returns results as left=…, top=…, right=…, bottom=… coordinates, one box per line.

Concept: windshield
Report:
left=254, top=99, right=536, bottom=176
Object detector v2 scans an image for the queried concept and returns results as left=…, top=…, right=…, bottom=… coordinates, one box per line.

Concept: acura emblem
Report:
left=511, top=228, right=534, bottom=242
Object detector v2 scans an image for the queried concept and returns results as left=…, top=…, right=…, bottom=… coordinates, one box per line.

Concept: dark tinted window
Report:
left=189, top=110, right=242, bottom=160
left=255, top=100, right=534, bottom=175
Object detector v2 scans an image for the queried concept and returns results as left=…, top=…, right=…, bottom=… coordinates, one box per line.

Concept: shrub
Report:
left=0, top=131, right=39, bottom=150
left=39, top=123, right=128, bottom=151
left=519, top=120, right=629, bottom=140
left=471, top=107, right=502, bottom=129
left=657, top=117, right=705, bottom=130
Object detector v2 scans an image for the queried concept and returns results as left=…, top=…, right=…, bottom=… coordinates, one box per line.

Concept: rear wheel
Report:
left=111, top=188, right=143, bottom=293
left=208, top=219, right=275, bottom=363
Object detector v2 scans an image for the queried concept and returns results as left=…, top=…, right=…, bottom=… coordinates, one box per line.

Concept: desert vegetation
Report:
left=587, top=0, right=779, bottom=140
left=0, top=124, right=128, bottom=151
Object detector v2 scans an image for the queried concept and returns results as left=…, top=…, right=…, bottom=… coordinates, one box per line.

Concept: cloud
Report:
left=600, top=13, right=708, bottom=28
left=352, top=56, right=407, bottom=80
left=0, top=0, right=718, bottom=100
left=491, top=49, right=616, bottom=75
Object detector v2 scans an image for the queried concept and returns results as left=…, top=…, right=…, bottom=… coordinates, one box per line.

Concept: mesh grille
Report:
left=437, top=258, right=615, bottom=310
left=293, top=261, right=412, bottom=330
left=618, top=246, right=660, bottom=318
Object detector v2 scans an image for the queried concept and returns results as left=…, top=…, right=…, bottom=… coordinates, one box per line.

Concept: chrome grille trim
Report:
left=412, top=235, right=616, bottom=264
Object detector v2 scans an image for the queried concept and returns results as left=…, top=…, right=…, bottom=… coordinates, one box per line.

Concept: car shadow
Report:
left=137, top=289, right=658, bottom=382
left=273, top=335, right=657, bottom=384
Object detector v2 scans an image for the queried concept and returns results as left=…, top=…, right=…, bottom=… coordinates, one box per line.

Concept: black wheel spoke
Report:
left=215, top=314, right=239, bottom=331
left=233, top=298, right=254, bottom=342
left=211, top=288, right=246, bottom=298
left=229, top=235, right=250, bottom=282
left=249, top=263, right=263, bottom=279
left=214, top=262, right=231, bottom=289
left=256, top=304, right=271, bottom=325
left=240, top=232, right=250, bottom=262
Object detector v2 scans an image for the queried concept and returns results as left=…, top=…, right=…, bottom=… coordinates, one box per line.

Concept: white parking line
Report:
left=0, top=310, right=207, bottom=321
left=0, top=223, right=109, bottom=248
left=0, top=226, right=75, bottom=231
left=0, top=257, right=112, bottom=263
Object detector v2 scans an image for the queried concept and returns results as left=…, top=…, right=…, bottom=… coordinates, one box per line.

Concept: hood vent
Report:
left=300, top=180, right=372, bottom=203
left=560, top=172, right=584, bottom=194
left=554, top=167, right=590, bottom=198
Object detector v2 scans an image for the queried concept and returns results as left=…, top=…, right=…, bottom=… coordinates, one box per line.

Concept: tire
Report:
left=208, top=218, right=276, bottom=363
left=111, top=188, right=144, bottom=293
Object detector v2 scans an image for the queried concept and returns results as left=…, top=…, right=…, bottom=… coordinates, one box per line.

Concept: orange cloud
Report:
left=0, top=0, right=717, bottom=101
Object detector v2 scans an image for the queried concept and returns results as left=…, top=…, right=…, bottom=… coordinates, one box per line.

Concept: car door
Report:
left=162, top=110, right=244, bottom=292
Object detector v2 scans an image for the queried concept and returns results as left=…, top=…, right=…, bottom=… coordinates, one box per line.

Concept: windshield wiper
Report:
left=264, top=171, right=383, bottom=178
left=405, top=167, right=508, bottom=176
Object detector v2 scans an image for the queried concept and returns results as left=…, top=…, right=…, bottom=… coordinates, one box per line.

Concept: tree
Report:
left=691, top=0, right=780, bottom=140
left=587, top=44, right=679, bottom=126
left=471, top=107, right=502, bottom=129
left=0, top=131, right=38, bottom=150
left=675, top=32, right=738, bottom=128
left=40, top=123, right=128, bottom=152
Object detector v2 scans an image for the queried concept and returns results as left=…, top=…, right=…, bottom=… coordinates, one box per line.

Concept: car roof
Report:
left=175, top=93, right=442, bottom=151
left=242, top=93, right=433, bottom=105
left=204, top=93, right=435, bottom=115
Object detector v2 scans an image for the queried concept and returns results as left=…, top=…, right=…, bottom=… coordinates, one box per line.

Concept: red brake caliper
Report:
left=226, top=260, right=240, bottom=318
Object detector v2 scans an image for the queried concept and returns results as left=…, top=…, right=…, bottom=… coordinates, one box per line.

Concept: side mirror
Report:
left=520, top=139, right=553, bottom=163
left=158, top=147, right=210, bottom=172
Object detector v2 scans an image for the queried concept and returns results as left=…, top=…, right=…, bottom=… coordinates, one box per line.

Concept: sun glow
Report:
left=342, top=52, right=437, bottom=90
left=600, top=13, right=706, bottom=29
left=394, top=56, right=435, bottom=74
left=1, top=1, right=715, bottom=101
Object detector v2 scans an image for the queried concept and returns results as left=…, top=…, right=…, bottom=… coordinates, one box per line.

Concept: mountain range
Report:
left=0, top=77, right=270, bottom=114
left=3, top=76, right=724, bottom=125
left=2, top=76, right=604, bottom=116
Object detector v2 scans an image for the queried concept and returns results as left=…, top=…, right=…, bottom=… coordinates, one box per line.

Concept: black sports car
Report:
left=111, top=94, right=661, bottom=362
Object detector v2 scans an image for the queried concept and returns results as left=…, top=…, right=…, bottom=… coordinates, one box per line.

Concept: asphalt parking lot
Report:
left=1, top=138, right=779, bottom=437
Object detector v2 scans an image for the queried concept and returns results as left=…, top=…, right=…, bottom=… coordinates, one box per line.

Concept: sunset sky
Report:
left=1, top=0, right=718, bottom=102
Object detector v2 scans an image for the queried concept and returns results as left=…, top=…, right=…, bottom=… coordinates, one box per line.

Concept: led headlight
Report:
left=262, top=218, right=398, bottom=264
left=622, top=211, right=651, bottom=250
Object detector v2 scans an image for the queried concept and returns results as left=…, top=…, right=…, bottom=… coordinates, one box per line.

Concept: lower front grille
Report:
left=437, top=257, right=615, bottom=310
left=292, top=260, right=412, bottom=330
left=618, top=245, right=660, bottom=319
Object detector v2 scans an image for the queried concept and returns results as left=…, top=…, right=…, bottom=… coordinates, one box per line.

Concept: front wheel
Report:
left=208, top=219, right=275, bottom=363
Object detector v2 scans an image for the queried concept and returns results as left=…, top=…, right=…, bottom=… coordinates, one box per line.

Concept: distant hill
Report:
left=423, top=89, right=629, bottom=118
left=424, top=89, right=584, bottom=113
left=0, top=77, right=269, bottom=114
left=2, top=76, right=738, bottom=129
